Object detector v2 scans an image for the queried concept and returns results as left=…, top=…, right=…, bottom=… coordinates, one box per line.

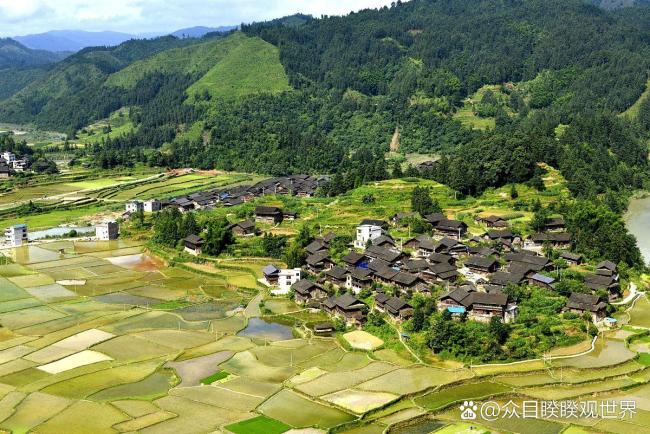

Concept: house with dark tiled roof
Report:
left=545, top=217, right=566, bottom=232
left=528, top=273, right=556, bottom=290
left=438, top=287, right=517, bottom=323
left=584, top=273, right=620, bottom=296
left=322, top=294, right=368, bottom=325
left=434, top=219, right=468, bottom=240
left=428, top=252, right=455, bottom=266
left=230, top=220, right=255, bottom=237
left=596, top=261, right=618, bottom=278
left=404, top=234, right=433, bottom=251
left=293, top=280, right=328, bottom=304
left=255, top=206, right=283, bottom=224
left=375, top=293, right=413, bottom=321
left=425, top=262, right=459, bottom=283
left=489, top=271, right=526, bottom=287
left=478, top=215, right=508, bottom=228
left=305, top=251, right=335, bottom=274
left=464, top=256, right=499, bottom=275
left=424, top=213, right=445, bottom=226
left=346, top=268, right=374, bottom=294
left=263, top=264, right=280, bottom=285
left=526, top=232, right=571, bottom=249
left=305, top=239, right=328, bottom=255
left=324, top=266, right=348, bottom=287
left=560, top=251, right=584, bottom=266
left=365, top=245, right=405, bottom=265
left=484, top=230, right=518, bottom=243
left=565, top=292, right=607, bottom=322
left=183, top=234, right=204, bottom=256
left=341, top=251, right=368, bottom=269
left=389, top=272, right=426, bottom=292
left=391, top=212, right=417, bottom=226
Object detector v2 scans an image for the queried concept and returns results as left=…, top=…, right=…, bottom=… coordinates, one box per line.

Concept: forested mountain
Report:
left=2, top=0, right=650, bottom=204
left=0, top=35, right=215, bottom=129
left=14, top=30, right=136, bottom=53
left=170, top=26, right=237, bottom=38
left=0, top=38, right=67, bottom=68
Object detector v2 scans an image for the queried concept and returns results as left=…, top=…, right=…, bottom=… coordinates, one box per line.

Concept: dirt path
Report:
left=390, top=127, right=400, bottom=152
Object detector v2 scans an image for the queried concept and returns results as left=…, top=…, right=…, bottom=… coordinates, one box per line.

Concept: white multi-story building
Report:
left=5, top=224, right=28, bottom=247
left=273, top=268, right=302, bottom=295
left=2, top=152, right=16, bottom=164
left=11, top=159, right=27, bottom=172
left=125, top=200, right=144, bottom=214
left=143, top=199, right=162, bottom=213
left=96, top=221, right=119, bottom=240
left=354, top=219, right=386, bottom=249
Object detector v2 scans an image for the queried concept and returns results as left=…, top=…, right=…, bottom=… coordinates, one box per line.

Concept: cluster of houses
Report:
left=0, top=151, right=29, bottom=178
left=123, top=175, right=328, bottom=218
left=261, top=213, right=621, bottom=328
left=3, top=220, right=119, bottom=246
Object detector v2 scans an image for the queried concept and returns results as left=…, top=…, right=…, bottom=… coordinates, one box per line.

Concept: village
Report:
left=3, top=172, right=624, bottom=338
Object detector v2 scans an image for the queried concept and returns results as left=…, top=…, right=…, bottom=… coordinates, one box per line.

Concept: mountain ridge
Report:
left=13, top=26, right=238, bottom=53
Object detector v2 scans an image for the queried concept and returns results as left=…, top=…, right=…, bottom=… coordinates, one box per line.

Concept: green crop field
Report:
left=224, top=415, right=291, bottom=434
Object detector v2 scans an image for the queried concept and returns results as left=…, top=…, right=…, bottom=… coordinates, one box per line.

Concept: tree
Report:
left=180, top=212, right=199, bottom=237
left=283, top=242, right=306, bottom=268
left=295, top=224, right=313, bottom=248
left=262, top=233, right=288, bottom=258
left=203, top=218, right=234, bottom=256
left=362, top=194, right=376, bottom=204
left=152, top=208, right=182, bottom=247
left=530, top=207, right=549, bottom=232
left=411, top=186, right=441, bottom=216
left=510, top=184, right=518, bottom=199
left=488, top=316, right=510, bottom=345
left=132, top=208, right=145, bottom=228
left=392, top=161, right=403, bottom=178
left=411, top=307, right=425, bottom=332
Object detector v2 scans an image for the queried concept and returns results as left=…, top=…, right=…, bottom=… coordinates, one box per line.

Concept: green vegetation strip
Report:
left=200, top=371, right=229, bottom=385
left=224, top=415, right=291, bottom=434
left=415, top=382, right=512, bottom=411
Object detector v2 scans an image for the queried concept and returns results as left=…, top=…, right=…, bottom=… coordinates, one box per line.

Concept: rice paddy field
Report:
left=0, top=215, right=647, bottom=432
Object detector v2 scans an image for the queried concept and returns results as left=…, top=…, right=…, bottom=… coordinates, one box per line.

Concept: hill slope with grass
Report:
left=105, top=32, right=289, bottom=100
left=106, top=32, right=248, bottom=88
left=186, top=35, right=290, bottom=100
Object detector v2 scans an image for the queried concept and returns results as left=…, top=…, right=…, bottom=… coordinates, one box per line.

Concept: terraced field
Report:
left=0, top=238, right=647, bottom=433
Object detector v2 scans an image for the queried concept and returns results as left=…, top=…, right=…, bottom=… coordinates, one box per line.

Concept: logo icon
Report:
left=460, top=401, right=478, bottom=420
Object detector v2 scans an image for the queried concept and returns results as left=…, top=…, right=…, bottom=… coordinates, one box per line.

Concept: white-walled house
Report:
left=5, top=224, right=27, bottom=246
left=272, top=268, right=301, bottom=295
left=96, top=221, right=119, bottom=240
left=125, top=200, right=144, bottom=213
left=143, top=199, right=162, bottom=213
left=354, top=219, right=386, bottom=249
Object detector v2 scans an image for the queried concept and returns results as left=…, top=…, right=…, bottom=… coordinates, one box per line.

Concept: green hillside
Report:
left=187, top=35, right=290, bottom=100
left=106, top=32, right=249, bottom=88
left=622, top=79, right=650, bottom=119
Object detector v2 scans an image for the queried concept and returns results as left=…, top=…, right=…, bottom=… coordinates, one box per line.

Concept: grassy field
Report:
left=452, top=84, right=512, bottom=130
left=187, top=34, right=291, bottom=101
left=107, top=33, right=252, bottom=89
left=75, top=108, right=134, bottom=145
left=621, top=79, right=650, bottom=119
